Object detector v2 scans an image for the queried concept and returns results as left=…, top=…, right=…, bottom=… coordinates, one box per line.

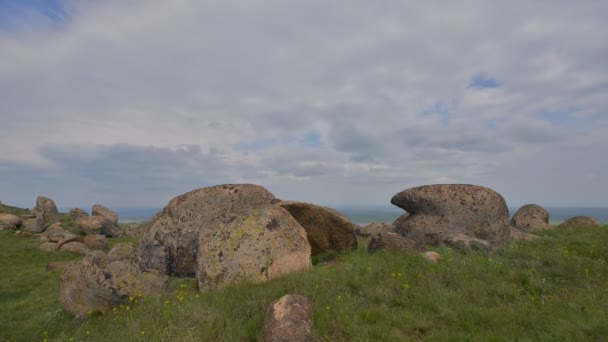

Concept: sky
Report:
left=1, top=0, right=607, bottom=209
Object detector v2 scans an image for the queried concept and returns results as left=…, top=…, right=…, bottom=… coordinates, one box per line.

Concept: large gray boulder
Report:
left=511, top=204, right=552, bottom=231
left=558, top=216, right=599, bottom=228
left=0, top=213, right=21, bottom=230
left=391, top=184, right=510, bottom=245
left=197, top=205, right=311, bottom=290
left=60, top=251, right=166, bottom=318
left=92, top=204, right=119, bottom=225
left=137, top=184, right=278, bottom=277
left=33, top=196, right=60, bottom=223
left=277, top=201, right=357, bottom=255
left=76, top=216, right=122, bottom=237
left=261, top=294, right=314, bottom=342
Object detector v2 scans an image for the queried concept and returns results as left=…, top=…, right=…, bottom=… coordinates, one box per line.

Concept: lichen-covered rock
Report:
left=391, top=184, right=510, bottom=245
left=40, top=242, right=59, bottom=252
left=109, top=242, right=136, bottom=261
left=92, top=204, right=119, bottom=225
left=441, top=233, right=493, bottom=253
left=261, top=294, right=313, bottom=342
left=60, top=242, right=90, bottom=254
left=137, top=184, right=278, bottom=277
left=69, top=208, right=89, bottom=220
left=277, top=201, right=357, bottom=256
left=22, top=217, right=46, bottom=233
left=356, top=222, right=395, bottom=237
left=60, top=251, right=166, bottom=318
left=0, top=213, right=20, bottom=230
left=197, top=205, right=311, bottom=290
left=511, top=204, right=552, bottom=231
left=83, top=234, right=108, bottom=249
left=392, top=212, right=410, bottom=227
left=558, top=216, right=599, bottom=228
left=368, top=231, right=425, bottom=254
left=33, top=196, right=60, bottom=223
left=77, top=216, right=122, bottom=237
left=510, top=226, right=539, bottom=241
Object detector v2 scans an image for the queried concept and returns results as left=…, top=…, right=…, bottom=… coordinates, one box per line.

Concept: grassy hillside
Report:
left=0, top=225, right=607, bottom=341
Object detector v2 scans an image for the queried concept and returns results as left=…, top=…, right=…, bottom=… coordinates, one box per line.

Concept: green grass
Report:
left=1, top=225, right=607, bottom=341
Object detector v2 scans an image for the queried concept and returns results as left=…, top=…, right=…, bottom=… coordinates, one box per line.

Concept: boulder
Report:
left=120, top=223, right=142, bottom=237
left=77, top=216, right=122, bottom=237
left=197, top=205, right=312, bottom=290
left=137, top=184, right=278, bottom=277
left=423, top=251, right=441, bottom=263
left=0, top=213, right=21, bottom=230
left=60, top=242, right=90, bottom=254
left=391, top=184, right=510, bottom=245
left=511, top=204, right=552, bottom=231
left=558, top=216, right=599, bottom=228
left=392, top=212, right=410, bottom=227
left=277, top=201, right=357, bottom=256
left=22, top=217, right=46, bottom=233
left=368, top=232, right=426, bottom=254
left=69, top=208, right=89, bottom=220
left=92, top=204, right=119, bottom=224
left=40, top=242, right=59, bottom=252
left=33, top=196, right=60, bottom=223
left=83, top=234, right=108, bottom=249
left=440, top=233, right=493, bottom=253
left=509, top=226, right=539, bottom=241
left=356, top=222, right=395, bottom=237
left=60, top=251, right=167, bottom=318
left=261, top=294, right=314, bottom=342
left=108, top=242, right=136, bottom=261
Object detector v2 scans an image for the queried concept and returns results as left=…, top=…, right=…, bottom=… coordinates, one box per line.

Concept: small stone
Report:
left=423, top=251, right=441, bottom=263
left=261, top=294, right=313, bottom=342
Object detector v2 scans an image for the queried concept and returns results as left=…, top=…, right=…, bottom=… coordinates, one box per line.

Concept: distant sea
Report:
left=96, top=206, right=607, bottom=226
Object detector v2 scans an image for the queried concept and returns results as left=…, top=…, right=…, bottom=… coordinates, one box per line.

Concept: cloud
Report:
left=1, top=0, right=607, bottom=208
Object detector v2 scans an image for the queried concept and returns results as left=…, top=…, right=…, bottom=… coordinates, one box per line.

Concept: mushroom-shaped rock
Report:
left=261, top=294, right=313, bottom=342
left=60, top=251, right=166, bottom=318
left=137, top=184, right=278, bottom=277
left=558, top=216, right=599, bottom=228
left=368, top=232, right=426, bottom=254
left=197, top=205, right=312, bottom=290
left=0, top=213, right=21, bottom=230
left=391, top=184, right=510, bottom=245
left=34, top=196, right=60, bottom=223
left=92, top=204, right=119, bottom=225
left=69, top=208, right=89, bottom=220
left=76, top=216, right=122, bottom=237
left=356, top=222, right=395, bottom=237
left=83, top=234, right=108, bottom=249
left=509, top=226, right=539, bottom=241
left=511, top=204, right=552, bottom=231
left=277, top=201, right=357, bottom=255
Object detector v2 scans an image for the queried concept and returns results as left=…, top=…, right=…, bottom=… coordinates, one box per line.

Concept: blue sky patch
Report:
left=538, top=107, right=581, bottom=127
left=0, top=0, right=68, bottom=28
left=469, top=73, right=502, bottom=89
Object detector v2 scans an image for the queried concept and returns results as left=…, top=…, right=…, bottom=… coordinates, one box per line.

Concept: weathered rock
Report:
left=60, top=251, right=167, bottom=318
left=511, top=204, right=552, bottom=231
left=77, top=216, right=122, bottom=237
left=423, top=251, right=441, bottom=263
left=108, top=242, right=136, bottom=261
left=22, top=217, right=46, bottom=233
left=120, top=223, right=142, bottom=237
left=392, top=212, right=410, bottom=227
left=69, top=208, right=89, bottom=220
left=46, top=261, right=76, bottom=271
left=42, top=225, right=82, bottom=247
left=198, top=205, right=312, bottom=290
left=441, top=233, right=493, bottom=253
left=277, top=201, right=357, bottom=256
left=40, top=242, right=59, bottom=252
left=83, top=234, right=108, bottom=249
left=92, top=204, right=119, bottom=225
left=356, top=222, right=395, bottom=237
left=0, top=213, right=21, bottom=230
left=368, top=232, right=425, bottom=254
left=137, top=184, right=278, bottom=277
left=60, top=242, right=90, bottom=254
left=261, top=294, right=314, bottom=342
left=558, top=216, right=599, bottom=228
left=391, top=184, right=510, bottom=245
left=33, top=196, right=60, bottom=223
left=510, top=226, right=539, bottom=241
